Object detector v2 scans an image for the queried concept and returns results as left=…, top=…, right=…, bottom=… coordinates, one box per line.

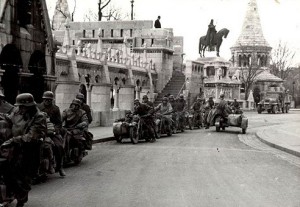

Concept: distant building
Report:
left=0, top=0, right=56, bottom=104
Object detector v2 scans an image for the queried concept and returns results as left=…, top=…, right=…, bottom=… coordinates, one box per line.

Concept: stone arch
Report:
left=28, top=50, right=47, bottom=103
left=0, top=44, right=22, bottom=104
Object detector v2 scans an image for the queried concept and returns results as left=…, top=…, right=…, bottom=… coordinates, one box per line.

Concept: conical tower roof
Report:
left=233, top=0, right=270, bottom=48
left=52, top=0, right=71, bottom=31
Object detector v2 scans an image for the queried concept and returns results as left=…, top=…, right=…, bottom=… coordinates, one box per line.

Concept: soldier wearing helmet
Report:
left=62, top=99, right=89, bottom=130
left=176, top=94, right=186, bottom=112
left=1, top=93, right=47, bottom=206
left=133, top=98, right=156, bottom=142
left=215, top=93, right=230, bottom=120
left=76, top=93, right=93, bottom=124
left=0, top=90, right=14, bottom=114
left=38, top=91, right=65, bottom=177
left=142, top=95, right=154, bottom=108
left=154, top=97, right=173, bottom=134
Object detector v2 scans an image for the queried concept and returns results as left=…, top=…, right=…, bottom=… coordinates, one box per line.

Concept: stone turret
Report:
left=52, top=0, right=71, bottom=30
left=230, top=0, right=272, bottom=68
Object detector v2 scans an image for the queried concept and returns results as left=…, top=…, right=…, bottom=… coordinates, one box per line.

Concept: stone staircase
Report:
left=154, top=71, right=186, bottom=106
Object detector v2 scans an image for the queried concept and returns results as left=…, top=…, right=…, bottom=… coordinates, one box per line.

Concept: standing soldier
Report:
left=176, top=94, right=187, bottom=132
left=204, top=96, right=215, bottom=129
left=169, top=95, right=178, bottom=133
left=76, top=93, right=93, bottom=124
left=38, top=91, right=66, bottom=177
left=0, top=90, right=14, bottom=114
left=1, top=93, right=47, bottom=207
left=191, top=97, right=204, bottom=127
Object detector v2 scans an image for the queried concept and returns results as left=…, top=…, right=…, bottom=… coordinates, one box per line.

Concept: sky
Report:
left=46, top=0, right=300, bottom=66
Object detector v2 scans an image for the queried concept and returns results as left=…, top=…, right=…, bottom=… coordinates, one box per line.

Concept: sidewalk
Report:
left=256, top=122, right=300, bottom=157
left=89, top=126, right=115, bottom=144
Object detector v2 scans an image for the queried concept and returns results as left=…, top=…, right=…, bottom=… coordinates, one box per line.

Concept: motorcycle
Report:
left=186, top=110, right=202, bottom=130
left=210, top=109, right=248, bottom=134
left=129, top=115, right=154, bottom=144
left=113, top=121, right=131, bottom=143
left=155, top=113, right=172, bottom=138
left=63, top=128, right=88, bottom=165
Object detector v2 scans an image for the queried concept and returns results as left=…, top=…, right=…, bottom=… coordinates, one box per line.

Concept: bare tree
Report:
left=240, top=64, right=263, bottom=101
left=98, top=0, right=112, bottom=21
left=103, top=6, right=130, bottom=21
left=270, top=41, right=295, bottom=80
left=83, top=9, right=98, bottom=22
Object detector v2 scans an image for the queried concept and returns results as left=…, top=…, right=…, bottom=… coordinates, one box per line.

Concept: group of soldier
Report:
left=0, top=91, right=93, bottom=207
left=119, top=92, right=242, bottom=143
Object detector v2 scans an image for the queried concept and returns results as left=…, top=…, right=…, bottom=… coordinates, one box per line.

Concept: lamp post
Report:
left=130, top=0, right=134, bottom=20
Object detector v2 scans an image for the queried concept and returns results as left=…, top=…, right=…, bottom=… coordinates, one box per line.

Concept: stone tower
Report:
left=52, top=0, right=71, bottom=30
left=230, top=0, right=272, bottom=68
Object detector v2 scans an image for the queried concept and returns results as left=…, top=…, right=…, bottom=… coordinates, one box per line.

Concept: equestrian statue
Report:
left=199, top=19, right=229, bottom=57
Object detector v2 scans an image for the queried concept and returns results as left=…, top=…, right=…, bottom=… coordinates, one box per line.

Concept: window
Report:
left=92, top=30, right=95, bottom=38
left=111, top=29, right=114, bottom=37
left=142, top=39, right=144, bottom=46
left=83, top=30, right=86, bottom=38
left=130, top=29, right=133, bottom=37
left=151, top=39, right=154, bottom=46
left=120, top=29, right=123, bottom=37
left=102, top=29, right=104, bottom=37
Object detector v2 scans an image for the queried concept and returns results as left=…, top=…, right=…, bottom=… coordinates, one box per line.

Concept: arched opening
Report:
left=28, top=50, right=47, bottom=103
left=0, top=44, right=22, bottom=104
left=79, top=84, right=87, bottom=103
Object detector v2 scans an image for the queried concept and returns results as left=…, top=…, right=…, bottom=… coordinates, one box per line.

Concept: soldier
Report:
left=1, top=93, right=47, bottom=207
left=169, top=95, right=178, bottom=133
left=216, top=93, right=230, bottom=119
left=76, top=93, right=93, bottom=124
left=142, top=95, right=154, bottom=108
left=38, top=91, right=66, bottom=177
left=154, top=97, right=173, bottom=134
left=142, top=95, right=158, bottom=138
left=176, top=94, right=186, bottom=131
left=62, top=99, right=89, bottom=162
left=232, top=98, right=241, bottom=114
left=191, top=97, right=204, bottom=127
left=133, top=99, right=156, bottom=142
left=204, top=96, right=215, bottom=129
left=0, top=90, right=14, bottom=114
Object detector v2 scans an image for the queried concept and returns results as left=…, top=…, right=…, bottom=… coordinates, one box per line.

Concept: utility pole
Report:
left=130, top=0, right=134, bottom=20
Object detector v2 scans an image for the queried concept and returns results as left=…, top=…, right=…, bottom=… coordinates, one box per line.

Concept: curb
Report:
left=92, top=136, right=115, bottom=144
left=256, top=129, right=300, bottom=158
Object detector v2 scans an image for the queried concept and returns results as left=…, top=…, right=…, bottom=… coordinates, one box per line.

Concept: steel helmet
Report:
left=15, top=93, right=36, bottom=106
left=142, top=95, right=148, bottom=99
left=134, top=99, right=140, bottom=103
left=42, top=91, right=54, bottom=100
left=219, top=93, right=225, bottom=99
left=162, top=97, right=168, bottom=101
left=76, top=93, right=85, bottom=100
left=179, top=94, right=184, bottom=99
left=71, top=99, right=82, bottom=106
left=169, top=95, right=174, bottom=99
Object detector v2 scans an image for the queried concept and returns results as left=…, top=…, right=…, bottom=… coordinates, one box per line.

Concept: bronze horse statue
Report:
left=199, top=28, right=229, bottom=57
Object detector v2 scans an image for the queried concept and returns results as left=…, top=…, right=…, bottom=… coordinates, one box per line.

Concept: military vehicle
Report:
left=257, top=90, right=290, bottom=114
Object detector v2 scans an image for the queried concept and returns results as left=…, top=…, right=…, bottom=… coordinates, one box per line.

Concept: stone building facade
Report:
left=0, top=0, right=56, bottom=104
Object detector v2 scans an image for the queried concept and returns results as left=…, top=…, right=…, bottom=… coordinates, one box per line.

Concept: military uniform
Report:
left=38, top=102, right=65, bottom=175
left=1, top=93, right=47, bottom=206
left=0, top=101, right=14, bottom=114
left=81, top=103, right=93, bottom=124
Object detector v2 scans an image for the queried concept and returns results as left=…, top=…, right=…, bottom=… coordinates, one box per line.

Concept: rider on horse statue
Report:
left=206, top=19, right=217, bottom=51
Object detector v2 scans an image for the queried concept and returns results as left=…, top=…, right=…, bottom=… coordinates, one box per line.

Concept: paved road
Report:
left=28, top=111, right=300, bottom=207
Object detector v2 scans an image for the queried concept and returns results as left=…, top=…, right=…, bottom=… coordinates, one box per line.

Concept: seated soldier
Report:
left=154, top=97, right=173, bottom=134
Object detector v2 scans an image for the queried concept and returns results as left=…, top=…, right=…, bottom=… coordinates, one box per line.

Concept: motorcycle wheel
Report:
left=74, top=154, right=83, bottom=165
left=130, top=127, right=139, bottom=144
left=115, top=136, right=122, bottom=143
left=242, top=128, right=246, bottom=134
left=189, top=119, right=193, bottom=130
left=222, top=126, right=225, bottom=131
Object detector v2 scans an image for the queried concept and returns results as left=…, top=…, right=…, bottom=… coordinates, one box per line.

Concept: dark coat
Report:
left=38, top=102, right=62, bottom=130
left=62, top=108, right=88, bottom=129
left=81, top=103, right=93, bottom=124
left=154, top=19, right=161, bottom=28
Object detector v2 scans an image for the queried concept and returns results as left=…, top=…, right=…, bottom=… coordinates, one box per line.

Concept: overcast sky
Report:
left=46, top=0, right=300, bottom=66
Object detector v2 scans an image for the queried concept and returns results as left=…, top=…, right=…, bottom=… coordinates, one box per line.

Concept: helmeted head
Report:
left=162, top=97, right=168, bottom=104
left=179, top=94, right=184, bottom=100
left=234, top=98, right=237, bottom=102
left=76, top=93, right=85, bottom=102
left=169, top=95, right=174, bottom=101
left=134, top=98, right=140, bottom=107
left=219, top=93, right=225, bottom=99
left=42, top=91, right=54, bottom=106
left=197, top=97, right=201, bottom=102
left=70, top=98, right=82, bottom=111
left=142, top=95, right=148, bottom=103
left=15, top=93, right=36, bottom=107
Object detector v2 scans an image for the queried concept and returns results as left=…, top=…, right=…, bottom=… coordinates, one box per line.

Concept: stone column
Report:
left=112, top=85, right=120, bottom=111
left=119, top=85, right=135, bottom=111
